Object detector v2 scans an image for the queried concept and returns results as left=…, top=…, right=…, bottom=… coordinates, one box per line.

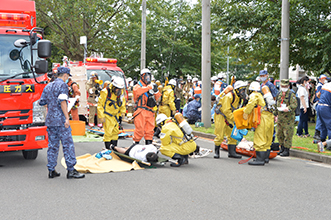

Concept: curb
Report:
left=289, top=149, right=331, bottom=164
left=122, top=121, right=331, bottom=165
left=192, top=131, right=331, bottom=165
left=192, top=131, right=215, bottom=139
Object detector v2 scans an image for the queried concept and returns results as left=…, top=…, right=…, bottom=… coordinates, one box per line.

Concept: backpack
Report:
left=293, top=94, right=300, bottom=116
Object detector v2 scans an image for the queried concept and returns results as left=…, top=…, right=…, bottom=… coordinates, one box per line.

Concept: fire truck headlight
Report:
left=35, top=135, right=45, bottom=141
left=33, top=99, right=46, bottom=123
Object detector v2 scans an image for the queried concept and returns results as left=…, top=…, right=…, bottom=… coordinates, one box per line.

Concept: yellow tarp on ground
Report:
left=61, top=151, right=144, bottom=173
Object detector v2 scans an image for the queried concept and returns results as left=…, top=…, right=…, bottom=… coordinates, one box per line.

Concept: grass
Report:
left=192, top=121, right=331, bottom=156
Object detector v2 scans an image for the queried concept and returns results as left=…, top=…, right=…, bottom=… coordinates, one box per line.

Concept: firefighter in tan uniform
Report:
left=86, top=71, right=102, bottom=127
left=67, top=78, right=81, bottom=121
left=182, top=75, right=193, bottom=101
left=97, top=77, right=126, bottom=149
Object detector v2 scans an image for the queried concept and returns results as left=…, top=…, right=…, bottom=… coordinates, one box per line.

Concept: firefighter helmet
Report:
left=249, top=81, right=261, bottom=91
left=168, top=79, right=177, bottom=86
left=218, top=73, right=225, bottom=79
left=112, top=77, right=125, bottom=89
left=140, top=68, right=151, bottom=75
left=90, top=71, right=98, bottom=78
left=156, top=114, right=168, bottom=125
left=234, top=80, right=247, bottom=90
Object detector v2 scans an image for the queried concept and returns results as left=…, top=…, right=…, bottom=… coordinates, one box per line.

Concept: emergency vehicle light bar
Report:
left=0, top=13, right=30, bottom=27
left=85, top=58, right=117, bottom=64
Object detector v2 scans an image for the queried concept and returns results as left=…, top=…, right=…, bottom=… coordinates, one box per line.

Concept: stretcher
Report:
left=113, top=151, right=169, bottom=167
left=86, top=127, right=133, bottom=138
left=220, top=141, right=278, bottom=159
left=86, top=127, right=105, bottom=135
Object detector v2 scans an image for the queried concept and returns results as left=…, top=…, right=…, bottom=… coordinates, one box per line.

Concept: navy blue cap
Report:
left=57, top=67, right=72, bottom=76
left=194, top=94, right=201, bottom=99
left=259, top=70, right=268, bottom=76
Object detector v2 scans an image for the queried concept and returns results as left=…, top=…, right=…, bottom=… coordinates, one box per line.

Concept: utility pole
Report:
left=280, top=0, right=289, bottom=80
left=141, top=0, right=146, bottom=70
left=226, top=36, right=230, bottom=84
left=201, top=0, right=211, bottom=128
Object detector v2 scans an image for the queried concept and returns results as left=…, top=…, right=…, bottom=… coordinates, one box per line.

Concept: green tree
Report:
left=36, top=0, right=127, bottom=61
left=290, top=0, right=331, bottom=75
left=213, top=0, right=331, bottom=76
left=35, top=0, right=230, bottom=80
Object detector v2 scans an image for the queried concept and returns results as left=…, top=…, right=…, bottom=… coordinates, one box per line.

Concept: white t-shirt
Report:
left=297, top=84, right=309, bottom=109
left=129, top=144, right=158, bottom=162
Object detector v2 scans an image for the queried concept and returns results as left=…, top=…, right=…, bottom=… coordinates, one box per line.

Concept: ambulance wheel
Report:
left=22, top=150, right=38, bottom=160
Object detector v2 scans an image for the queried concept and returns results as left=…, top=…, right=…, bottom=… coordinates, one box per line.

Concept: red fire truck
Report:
left=0, top=0, right=51, bottom=159
left=69, top=57, right=128, bottom=121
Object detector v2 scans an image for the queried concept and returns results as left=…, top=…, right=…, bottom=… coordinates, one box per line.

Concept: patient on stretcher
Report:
left=112, top=143, right=159, bottom=163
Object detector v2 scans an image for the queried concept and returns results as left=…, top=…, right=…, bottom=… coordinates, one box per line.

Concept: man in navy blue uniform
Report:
left=40, top=67, right=85, bottom=179
left=316, top=82, right=331, bottom=149
left=186, top=94, right=202, bottom=124
left=313, top=74, right=328, bottom=140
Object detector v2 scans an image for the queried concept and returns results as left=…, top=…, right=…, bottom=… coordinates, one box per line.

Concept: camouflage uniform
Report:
left=40, top=78, right=77, bottom=171
left=274, top=89, right=298, bottom=149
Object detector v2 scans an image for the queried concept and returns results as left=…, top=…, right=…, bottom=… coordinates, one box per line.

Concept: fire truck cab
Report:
left=0, top=0, right=51, bottom=159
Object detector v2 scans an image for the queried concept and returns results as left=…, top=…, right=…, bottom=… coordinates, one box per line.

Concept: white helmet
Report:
left=90, top=71, right=98, bottom=78
left=192, top=77, right=198, bottom=82
left=218, top=73, right=225, bottom=79
left=249, top=81, right=261, bottom=91
left=156, top=114, right=168, bottom=125
left=234, top=80, right=248, bottom=90
left=187, top=75, right=192, bottom=80
left=256, top=76, right=261, bottom=82
left=168, top=79, right=176, bottom=86
left=140, top=68, right=150, bottom=76
left=112, top=77, right=125, bottom=89
left=126, top=77, right=132, bottom=82
left=211, top=76, right=218, bottom=81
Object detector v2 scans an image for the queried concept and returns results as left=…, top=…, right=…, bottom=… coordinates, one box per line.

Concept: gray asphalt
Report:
left=1, top=122, right=331, bottom=219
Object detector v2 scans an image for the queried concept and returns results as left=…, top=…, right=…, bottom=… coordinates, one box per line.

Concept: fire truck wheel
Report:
left=22, top=150, right=38, bottom=160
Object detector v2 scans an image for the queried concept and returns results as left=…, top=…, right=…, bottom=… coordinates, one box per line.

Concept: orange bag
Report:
left=233, top=108, right=249, bottom=129
left=233, top=106, right=261, bottom=129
